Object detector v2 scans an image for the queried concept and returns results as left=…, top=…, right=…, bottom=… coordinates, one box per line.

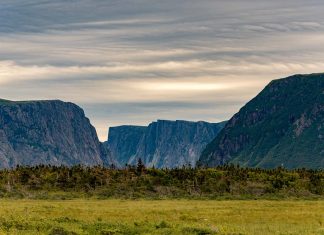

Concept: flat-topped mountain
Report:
left=200, top=73, right=324, bottom=169
left=105, top=125, right=147, bottom=167
left=106, top=120, right=226, bottom=168
left=0, top=99, right=112, bottom=168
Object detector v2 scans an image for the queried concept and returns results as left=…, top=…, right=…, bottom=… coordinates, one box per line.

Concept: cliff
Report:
left=0, top=99, right=112, bottom=168
left=105, top=125, right=147, bottom=167
left=106, top=120, right=226, bottom=168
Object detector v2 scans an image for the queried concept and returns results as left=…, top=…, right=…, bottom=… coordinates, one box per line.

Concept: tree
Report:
left=136, top=158, right=145, bottom=175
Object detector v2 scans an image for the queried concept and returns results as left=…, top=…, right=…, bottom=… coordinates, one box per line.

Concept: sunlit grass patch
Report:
left=0, top=199, right=323, bottom=234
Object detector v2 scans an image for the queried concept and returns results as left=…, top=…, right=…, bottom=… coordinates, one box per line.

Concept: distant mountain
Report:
left=0, top=99, right=113, bottom=168
left=105, top=125, right=147, bottom=167
left=106, top=120, right=226, bottom=168
left=200, top=73, right=324, bottom=169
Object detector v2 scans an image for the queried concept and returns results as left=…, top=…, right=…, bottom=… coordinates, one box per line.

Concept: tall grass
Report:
left=0, top=199, right=323, bottom=234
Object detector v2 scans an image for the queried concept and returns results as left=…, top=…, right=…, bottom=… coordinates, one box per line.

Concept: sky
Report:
left=1, top=0, right=324, bottom=141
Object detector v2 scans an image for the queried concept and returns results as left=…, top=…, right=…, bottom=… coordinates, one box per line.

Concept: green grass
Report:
left=0, top=199, right=323, bottom=234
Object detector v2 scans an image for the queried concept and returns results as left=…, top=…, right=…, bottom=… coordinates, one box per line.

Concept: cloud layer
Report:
left=1, top=0, right=324, bottom=140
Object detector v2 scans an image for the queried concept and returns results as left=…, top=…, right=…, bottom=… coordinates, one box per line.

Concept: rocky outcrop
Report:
left=106, top=120, right=226, bottom=168
left=0, top=99, right=112, bottom=168
left=105, top=125, right=147, bottom=167
left=200, top=73, right=324, bottom=169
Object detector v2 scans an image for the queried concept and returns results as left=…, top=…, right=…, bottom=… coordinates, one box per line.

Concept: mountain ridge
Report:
left=0, top=99, right=113, bottom=168
left=200, top=73, right=324, bottom=169
left=106, top=119, right=226, bottom=168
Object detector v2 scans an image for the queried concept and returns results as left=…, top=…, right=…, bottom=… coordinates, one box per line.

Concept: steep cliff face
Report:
left=0, top=99, right=112, bottom=168
left=105, top=125, right=147, bottom=167
left=200, top=73, right=324, bottom=169
left=107, top=120, right=226, bottom=168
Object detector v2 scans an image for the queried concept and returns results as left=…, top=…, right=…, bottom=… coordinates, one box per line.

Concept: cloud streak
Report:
left=1, top=0, right=324, bottom=140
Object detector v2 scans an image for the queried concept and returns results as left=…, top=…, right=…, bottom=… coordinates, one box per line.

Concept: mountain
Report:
left=0, top=99, right=112, bottom=168
left=105, top=125, right=147, bottom=167
left=200, top=73, right=324, bottom=169
left=106, top=120, right=226, bottom=168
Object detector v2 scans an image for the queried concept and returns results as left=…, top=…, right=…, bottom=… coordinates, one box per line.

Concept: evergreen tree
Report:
left=136, top=158, right=145, bottom=175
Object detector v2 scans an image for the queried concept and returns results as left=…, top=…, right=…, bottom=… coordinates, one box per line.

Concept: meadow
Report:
left=0, top=166, right=322, bottom=234
left=0, top=199, right=323, bottom=235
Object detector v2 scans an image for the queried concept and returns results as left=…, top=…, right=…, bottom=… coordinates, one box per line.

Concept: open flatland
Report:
left=0, top=199, right=323, bottom=235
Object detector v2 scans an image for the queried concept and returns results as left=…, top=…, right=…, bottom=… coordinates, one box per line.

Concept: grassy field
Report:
left=0, top=199, right=323, bottom=235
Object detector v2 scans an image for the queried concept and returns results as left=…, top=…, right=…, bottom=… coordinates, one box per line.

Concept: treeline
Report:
left=0, top=163, right=323, bottom=199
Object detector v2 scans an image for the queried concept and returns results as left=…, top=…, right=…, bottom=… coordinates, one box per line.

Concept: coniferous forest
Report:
left=0, top=162, right=322, bottom=200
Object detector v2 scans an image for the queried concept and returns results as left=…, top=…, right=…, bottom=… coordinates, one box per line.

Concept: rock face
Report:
left=200, top=73, right=324, bottom=169
left=106, top=120, right=226, bottom=168
left=0, top=99, right=112, bottom=168
left=105, top=125, right=147, bottom=167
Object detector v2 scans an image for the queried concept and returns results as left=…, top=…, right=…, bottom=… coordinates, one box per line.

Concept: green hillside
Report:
left=200, top=73, right=324, bottom=169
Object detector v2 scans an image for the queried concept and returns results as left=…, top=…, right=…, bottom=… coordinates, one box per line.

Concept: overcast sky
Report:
left=1, top=0, right=324, bottom=140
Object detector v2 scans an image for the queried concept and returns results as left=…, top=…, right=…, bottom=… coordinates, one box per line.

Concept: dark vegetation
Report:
left=0, top=161, right=323, bottom=199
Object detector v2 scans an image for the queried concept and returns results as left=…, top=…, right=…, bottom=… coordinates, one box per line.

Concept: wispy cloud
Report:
left=1, top=0, right=324, bottom=140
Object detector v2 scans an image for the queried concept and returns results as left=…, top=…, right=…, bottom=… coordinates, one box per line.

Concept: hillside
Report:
left=0, top=99, right=112, bottom=168
left=106, top=120, right=226, bottom=168
left=200, top=73, right=324, bottom=169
